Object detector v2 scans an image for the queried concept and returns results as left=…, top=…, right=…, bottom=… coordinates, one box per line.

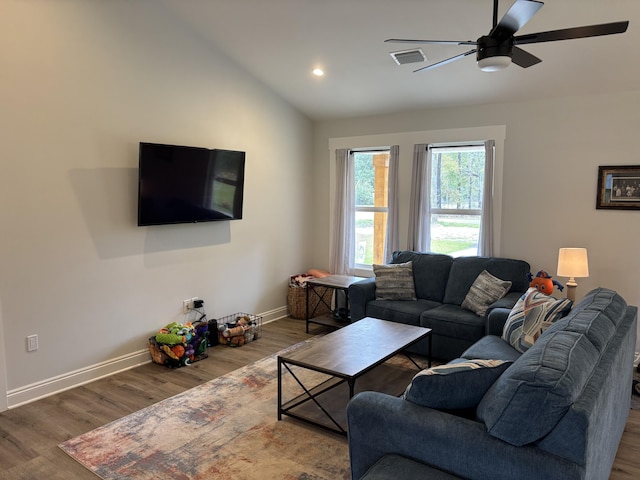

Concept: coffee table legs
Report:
left=278, top=357, right=349, bottom=435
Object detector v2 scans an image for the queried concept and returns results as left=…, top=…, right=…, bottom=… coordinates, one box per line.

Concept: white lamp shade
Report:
left=557, top=248, right=589, bottom=278
left=478, top=56, right=511, bottom=72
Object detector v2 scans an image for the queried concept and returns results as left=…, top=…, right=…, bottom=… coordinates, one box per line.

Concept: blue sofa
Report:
left=347, top=288, right=638, bottom=480
left=349, top=251, right=530, bottom=360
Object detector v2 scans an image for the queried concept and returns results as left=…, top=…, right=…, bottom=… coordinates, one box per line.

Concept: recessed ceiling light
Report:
left=312, top=68, right=325, bottom=77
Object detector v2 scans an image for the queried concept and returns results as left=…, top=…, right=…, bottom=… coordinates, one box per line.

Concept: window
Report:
left=354, top=150, right=390, bottom=267
left=428, top=145, right=486, bottom=257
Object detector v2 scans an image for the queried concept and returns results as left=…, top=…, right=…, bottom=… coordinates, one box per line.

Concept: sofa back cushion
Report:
left=390, top=251, right=453, bottom=303
left=442, top=257, right=530, bottom=307
left=476, top=288, right=627, bottom=446
left=404, top=359, right=512, bottom=410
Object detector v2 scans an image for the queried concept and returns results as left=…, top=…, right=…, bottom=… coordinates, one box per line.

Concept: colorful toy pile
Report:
left=148, top=320, right=209, bottom=368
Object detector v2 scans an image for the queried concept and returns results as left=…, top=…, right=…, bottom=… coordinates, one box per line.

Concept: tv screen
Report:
left=138, top=142, right=245, bottom=226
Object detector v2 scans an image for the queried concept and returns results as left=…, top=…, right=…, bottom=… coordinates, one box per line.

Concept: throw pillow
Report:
left=502, top=287, right=572, bottom=353
left=461, top=270, right=512, bottom=316
left=403, top=359, right=512, bottom=410
left=373, top=261, right=416, bottom=300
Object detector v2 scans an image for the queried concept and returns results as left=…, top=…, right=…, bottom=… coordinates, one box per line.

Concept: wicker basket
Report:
left=287, top=284, right=334, bottom=319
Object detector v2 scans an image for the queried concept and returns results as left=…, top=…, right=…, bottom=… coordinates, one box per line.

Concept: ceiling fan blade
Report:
left=511, top=46, right=541, bottom=68
left=515, top=21, right=629, bottom=45
left=385, top=38, right=477, bottom=46
left=490, top=0, right=544, bottom=41
left=413, top=49, right=477, bottom=73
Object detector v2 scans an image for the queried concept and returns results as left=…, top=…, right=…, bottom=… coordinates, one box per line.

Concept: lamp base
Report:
left=565, top=280, right=578, bottom=304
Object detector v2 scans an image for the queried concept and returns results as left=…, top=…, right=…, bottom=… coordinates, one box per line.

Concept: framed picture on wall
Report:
left=596, top=165, right=640, bottom=210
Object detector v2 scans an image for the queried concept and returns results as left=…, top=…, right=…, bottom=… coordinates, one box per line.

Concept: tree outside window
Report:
left=429, top=146, right=485, bottom=256
left=354, top=150, right=389, bottom=266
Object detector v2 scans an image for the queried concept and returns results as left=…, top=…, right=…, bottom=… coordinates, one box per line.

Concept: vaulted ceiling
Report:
left=163, top=0, right=640, bottom=120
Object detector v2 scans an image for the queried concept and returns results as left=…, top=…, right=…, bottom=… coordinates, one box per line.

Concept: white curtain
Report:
left=407, top=144, right=431, bottom=252
left=384, top=145, right=400, bottom=262
left=330, top=149, right=355, bottom=275
left=478, top=140, right=495, bottom=256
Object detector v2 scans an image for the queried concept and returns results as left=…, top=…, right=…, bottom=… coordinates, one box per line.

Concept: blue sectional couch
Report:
left=349, top=251, right=531, bottom=360
left=347, top=288, right=638, bottom=480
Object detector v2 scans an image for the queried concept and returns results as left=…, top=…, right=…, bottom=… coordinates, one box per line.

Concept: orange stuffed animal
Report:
left=527, top=270, right=564, bottom=295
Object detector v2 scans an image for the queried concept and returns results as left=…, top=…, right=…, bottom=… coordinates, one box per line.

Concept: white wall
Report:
left=313, top=92, right=640, bottom=346
left=0, top=1, right=313, bottom=407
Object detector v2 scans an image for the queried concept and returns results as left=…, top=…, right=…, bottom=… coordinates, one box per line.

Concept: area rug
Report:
left=59, top=342, right=417, bottom=480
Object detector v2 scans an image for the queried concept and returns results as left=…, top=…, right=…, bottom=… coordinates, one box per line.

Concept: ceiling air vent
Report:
left=390, top=48, right=427, bottom=65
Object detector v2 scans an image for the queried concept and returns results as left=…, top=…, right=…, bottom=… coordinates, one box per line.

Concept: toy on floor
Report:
left=527, top=270, right=564, bottom=295
left=149, top=319, right=209, bottom=368
left=217, top=314, right=260, bottom=347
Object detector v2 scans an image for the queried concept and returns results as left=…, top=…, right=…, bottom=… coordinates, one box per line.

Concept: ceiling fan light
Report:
left=478, top=55, right=512, bottom=72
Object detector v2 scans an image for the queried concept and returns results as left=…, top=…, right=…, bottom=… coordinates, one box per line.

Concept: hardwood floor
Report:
left=0, top=317, right=638, bottom=479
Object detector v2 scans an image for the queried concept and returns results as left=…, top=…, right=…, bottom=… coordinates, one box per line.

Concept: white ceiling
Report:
left=162, top=0, right=640, bottom=120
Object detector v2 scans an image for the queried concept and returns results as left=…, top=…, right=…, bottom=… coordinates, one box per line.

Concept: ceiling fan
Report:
left=386, top=0, right=629, bottom=72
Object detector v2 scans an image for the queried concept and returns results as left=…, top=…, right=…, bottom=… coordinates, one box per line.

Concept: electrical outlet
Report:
left=182, top=297, right=201, bottom=313
left=27, top=334, right=38, bottom=352
left=182, top=299, right=193, bottom=314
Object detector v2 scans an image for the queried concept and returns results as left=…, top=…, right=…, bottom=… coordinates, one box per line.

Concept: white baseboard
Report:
left=261, top=306, right=289, bottom=324
left=5, top=306, right=291, bottom=409
left=7, top=349, right=151, bottom=409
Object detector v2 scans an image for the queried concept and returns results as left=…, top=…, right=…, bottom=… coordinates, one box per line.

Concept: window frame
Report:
left=426, top=142, right=487, bottom=257
left=328, top=126, right=505, bottom=278
left=352, top=148, right=390, bottom=270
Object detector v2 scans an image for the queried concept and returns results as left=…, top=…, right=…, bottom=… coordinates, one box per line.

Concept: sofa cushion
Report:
left=367, top=299, right=440, bottom=327
left=502, top=288, right=572, bottom=353
left=461, top=270, right=511, bottom=316
left=373, top=261, right=416, bottom=300
left=477, top=288, right=625, bottom=446
left=556, top=287, right=628, bottom=334
left=442, top=257, right=530, bottom=306
left=421, top=305, right=486, bottom=342
left=390, top=251, right=453, bottom=302
left=461, top=335, right=522, bottom=363
left=403, top=359, right=512, bottom=410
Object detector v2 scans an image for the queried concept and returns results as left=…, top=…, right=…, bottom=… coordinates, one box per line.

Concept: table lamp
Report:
left=557, top=248, right=589, bottom=303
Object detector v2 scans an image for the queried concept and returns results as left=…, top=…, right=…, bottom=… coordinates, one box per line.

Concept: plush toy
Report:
left=155, top=332, right=186, bottom=344
left=155, top=322, right=195, bottom=345
left=527, top=270, right=564, bottom=295
left=148, top=338, right=167, bottom=365
left=170, top=345, right=185, bottom=358
left=161, top=344, right=180, bottom=360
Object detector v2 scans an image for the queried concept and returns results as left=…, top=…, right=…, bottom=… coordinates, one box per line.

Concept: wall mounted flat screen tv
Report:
left=138, top=142, right=245, bottom=226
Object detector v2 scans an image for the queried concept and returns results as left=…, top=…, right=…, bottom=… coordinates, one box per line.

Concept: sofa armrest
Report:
left=488, top=291, right=522, bottom=310
left=347, top=391, right=582, bottom=480
left=349, top=277, right=376, bottom=321
left=484, top=291, right=522, bottom=335
left=486, top=308, right=512, bottom=336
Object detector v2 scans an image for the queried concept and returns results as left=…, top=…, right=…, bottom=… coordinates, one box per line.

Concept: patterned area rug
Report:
left=59, top=343, right=416, bottom=480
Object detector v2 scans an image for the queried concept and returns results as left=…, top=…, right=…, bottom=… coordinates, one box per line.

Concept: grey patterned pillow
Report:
left=373, top=261, right=417, bottom=300
left=461, top=270, right=512, bottom=316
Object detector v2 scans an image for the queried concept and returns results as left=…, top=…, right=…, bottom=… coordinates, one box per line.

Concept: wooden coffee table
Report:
left=277, top=317, right=431, bottom=435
